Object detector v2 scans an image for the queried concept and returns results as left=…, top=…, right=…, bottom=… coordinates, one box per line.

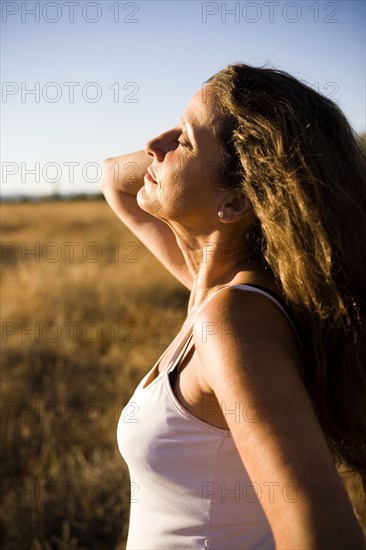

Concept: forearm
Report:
left=100, top=150, right=152, bottom=196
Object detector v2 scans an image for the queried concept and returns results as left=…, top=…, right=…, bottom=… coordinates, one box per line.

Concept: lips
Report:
left=145, top=169, right=158, bottom=183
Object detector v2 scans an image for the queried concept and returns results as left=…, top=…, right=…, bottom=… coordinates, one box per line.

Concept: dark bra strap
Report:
left=169, top=333, right=193, bottom=387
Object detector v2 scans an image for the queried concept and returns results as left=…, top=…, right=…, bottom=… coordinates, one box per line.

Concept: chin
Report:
left=136, top=187, right=149, bottom=209
left=137, top=187, right=160, bottom=216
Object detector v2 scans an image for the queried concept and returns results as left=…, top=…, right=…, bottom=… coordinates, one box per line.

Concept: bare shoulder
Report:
left=192, top=285, right=304, bottom=389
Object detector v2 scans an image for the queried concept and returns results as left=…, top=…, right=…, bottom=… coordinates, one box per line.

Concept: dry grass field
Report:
left=1, top=199, right=365, bottom=549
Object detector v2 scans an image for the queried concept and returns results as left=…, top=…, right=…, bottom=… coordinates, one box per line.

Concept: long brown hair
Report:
left=206, top=63, right=366, bottom=491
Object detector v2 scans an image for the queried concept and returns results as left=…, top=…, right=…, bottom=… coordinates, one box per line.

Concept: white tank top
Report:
left=117, top=284, right=301, bottom=549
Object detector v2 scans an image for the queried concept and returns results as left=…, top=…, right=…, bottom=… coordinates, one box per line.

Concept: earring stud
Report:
left=218, top=210, right=225, bottom=218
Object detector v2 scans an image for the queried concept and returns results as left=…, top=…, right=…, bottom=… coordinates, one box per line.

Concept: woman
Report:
left=101, top=63, right=366, bottom=549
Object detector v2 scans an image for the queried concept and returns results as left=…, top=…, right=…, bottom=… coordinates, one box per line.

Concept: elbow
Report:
left=274, top=514, right=365, bottom=550
left=99, top=157, right=116, bottom=192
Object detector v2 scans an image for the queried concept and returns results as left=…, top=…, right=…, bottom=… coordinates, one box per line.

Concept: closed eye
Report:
left=173, top=137, right=191, bottom=149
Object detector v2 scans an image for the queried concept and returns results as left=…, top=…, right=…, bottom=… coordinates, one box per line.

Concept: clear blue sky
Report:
left=1, top=0, right=365, bottom=197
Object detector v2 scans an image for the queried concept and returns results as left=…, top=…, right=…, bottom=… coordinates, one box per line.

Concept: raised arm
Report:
left=193, top=288, right=364, bottom=549
left=100, top=150, right=193, bottom=289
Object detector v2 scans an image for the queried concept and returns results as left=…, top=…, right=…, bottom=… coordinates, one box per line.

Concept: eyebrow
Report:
left=179, top=119, right=195, bottom=140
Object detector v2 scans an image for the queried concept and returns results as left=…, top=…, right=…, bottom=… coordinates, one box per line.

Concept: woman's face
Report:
left=137, top=88, right=227, bottom=229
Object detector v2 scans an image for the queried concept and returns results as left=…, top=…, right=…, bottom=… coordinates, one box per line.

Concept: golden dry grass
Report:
left=1, top=199, right=365, bottom=548
left=1, top=199, right=188, bottom=549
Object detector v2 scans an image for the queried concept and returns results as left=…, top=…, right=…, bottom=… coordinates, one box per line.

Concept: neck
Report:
left=170, top=223, right=261, bottom=307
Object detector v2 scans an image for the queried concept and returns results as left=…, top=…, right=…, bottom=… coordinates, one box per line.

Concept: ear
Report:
left=217, top=191, right=254, bottom=223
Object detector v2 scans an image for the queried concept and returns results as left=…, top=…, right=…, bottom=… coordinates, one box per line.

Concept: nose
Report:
left=144, top=135, right=164, bottom=162
left=144, top=129, right=177, bottom=162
